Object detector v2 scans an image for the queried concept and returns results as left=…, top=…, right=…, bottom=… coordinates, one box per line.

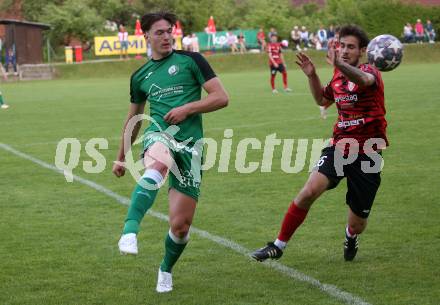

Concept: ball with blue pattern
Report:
left=367, top=34, right=403, bottom=72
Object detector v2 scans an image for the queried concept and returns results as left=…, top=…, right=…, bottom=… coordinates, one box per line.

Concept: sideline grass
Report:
left=0, top=62, right=439, bottom=305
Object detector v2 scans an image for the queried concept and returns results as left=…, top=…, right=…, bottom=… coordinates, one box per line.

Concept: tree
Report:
left=90, top=0, right=136, bottom=27
left=22, top=0, right=60, bottom=22
left=39, top=0, right=103, bottom=45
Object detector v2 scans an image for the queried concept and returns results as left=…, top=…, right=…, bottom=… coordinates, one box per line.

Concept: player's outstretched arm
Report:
left=334, top=61, right=375, bottom=87
left=327, top=46, right=375, bottom=87
left=296, top=52, right=329, bottom=106
left=164, top=77, right=229, bottom=125
left=113, top=102, right=146, bottom=177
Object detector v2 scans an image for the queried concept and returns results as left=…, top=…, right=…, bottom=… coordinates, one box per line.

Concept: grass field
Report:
left=1, top=59, right=439, bottom=305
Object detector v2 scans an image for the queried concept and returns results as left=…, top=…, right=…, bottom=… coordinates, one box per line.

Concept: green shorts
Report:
left=142, top=131, right=203, bottom=201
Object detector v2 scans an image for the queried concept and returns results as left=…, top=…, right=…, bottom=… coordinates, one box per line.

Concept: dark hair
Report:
left=141, top=12, right=177, bottom=32
left=339, top=25, right=369, bottom=48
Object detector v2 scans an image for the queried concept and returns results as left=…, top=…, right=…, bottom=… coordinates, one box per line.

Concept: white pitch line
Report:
left=0, top=142, right=371, bottom=305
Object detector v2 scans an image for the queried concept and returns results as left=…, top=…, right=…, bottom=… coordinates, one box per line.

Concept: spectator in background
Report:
left=317, top=25, right=328, bottom=49
left=291, top=26, right=301, bottom=51
left=257, top=28, right=266, bottom=52
left=309, top=31, right=321, bottom=50
left=327, top=26, right=340, bottom=51
left=118, top=25, right=129, bottom=59
left=327, top=25, right=335, bottom=40
left=238, top=32, right=247, bottom=54
left=268, top=27, right=278, bottom=39
left=182, top=34, right=192, bottom=51
left=403, top=23, right=414, bottom=43
left=415, top=19, right=424, bottom=44
left=227, top=32, right=239, bottom=54
left=300, top=26, right=309, bottom=50
left=425, top=20, right=435, bottom=43
left=4, top=47, right=17, bottom=74
left=191, top=33, right=200, bottom=52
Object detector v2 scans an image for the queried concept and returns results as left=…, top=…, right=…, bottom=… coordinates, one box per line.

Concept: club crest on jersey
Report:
left=168, top=65, right=179, bottom=76
left=348, top=81, right=356, bottom=92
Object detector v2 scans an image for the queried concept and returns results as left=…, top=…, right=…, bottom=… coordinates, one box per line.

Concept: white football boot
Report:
left=118, top=233, right=138, bottom=255
left=156, top=269, right=173, bottom=293
left=1, top=104, right=9, bottom=109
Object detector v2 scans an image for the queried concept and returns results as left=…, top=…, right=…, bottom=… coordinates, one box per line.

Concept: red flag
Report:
left=135, top=19, right=142, bottom=36
left=134, top=19, right=143, bottom=59
left=207, top=16, right=216, bottom=34
left=172, top=20, right=183, bottom=38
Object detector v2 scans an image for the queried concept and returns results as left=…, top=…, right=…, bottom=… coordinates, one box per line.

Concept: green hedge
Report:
left=357, top=0, right=440, bottom=39
left=54, top=43, right=440, bottom=79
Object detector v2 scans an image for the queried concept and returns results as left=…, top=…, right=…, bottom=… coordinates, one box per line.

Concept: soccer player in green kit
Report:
left=112, top=12, right=228, bottom=293
left=0, top=90, right=9, bottom=109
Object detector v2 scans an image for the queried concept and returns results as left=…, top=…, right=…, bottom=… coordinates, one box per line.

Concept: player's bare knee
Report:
left=296, top=172, right=328, bottom=208
left=171, top=225, right=190, bottom=239
left=297, top=185, right=320, bottom=207
left=170, top=218, right=191, bottom=238
left=145, top=159, right=168, bottom=177
left=348, top=221, right=367, bottom=235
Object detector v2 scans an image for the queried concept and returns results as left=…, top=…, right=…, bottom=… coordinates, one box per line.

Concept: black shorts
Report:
left=270, top=64, right=285, bottom=74
left=315, top=146, right=382, bottom=219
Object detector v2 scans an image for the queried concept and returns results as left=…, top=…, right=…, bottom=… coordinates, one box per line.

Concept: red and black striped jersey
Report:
left=322, top=64, right=388, bottom=153
left=267, top=42, right=283, bottom=65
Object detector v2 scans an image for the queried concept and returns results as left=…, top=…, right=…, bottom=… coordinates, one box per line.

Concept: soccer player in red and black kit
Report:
left=252, top=25, right=387, bottom=262
left=267, top=34, right=292, bottom=93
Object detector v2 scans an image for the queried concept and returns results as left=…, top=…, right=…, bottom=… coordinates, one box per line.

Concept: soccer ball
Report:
left=367, top=34, right=403, bottom=72
left=281, top=39, right=289, bottom=48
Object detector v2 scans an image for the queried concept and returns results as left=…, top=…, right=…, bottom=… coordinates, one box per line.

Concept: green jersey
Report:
left=130, top=50, right=216, bottom=143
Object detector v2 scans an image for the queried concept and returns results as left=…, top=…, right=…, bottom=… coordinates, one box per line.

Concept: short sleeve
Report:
left=362, top=64, right=380, bottom=87
left=189, top=52, right=216, bottom=85
left=322, top=81, right=334, bottom=101
left=130, top=73, right=146, bottom=104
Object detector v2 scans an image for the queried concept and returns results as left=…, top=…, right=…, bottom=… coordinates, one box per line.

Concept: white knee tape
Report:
left=141, top=169, right=164, bottom=185
left=169, top=228, right=190, bottom=244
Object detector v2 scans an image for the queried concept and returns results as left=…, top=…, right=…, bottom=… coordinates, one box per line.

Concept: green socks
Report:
left=122, top=169, right=189, bottom=273
left=160, top=230, right=189, bottom=272
left=122, top=169, right=163, bottom=234
left=0, top=92, right=4, bottom=106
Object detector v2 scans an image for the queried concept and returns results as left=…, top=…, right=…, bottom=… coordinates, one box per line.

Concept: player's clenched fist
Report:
left=112, top=161, right=126, bottom=177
